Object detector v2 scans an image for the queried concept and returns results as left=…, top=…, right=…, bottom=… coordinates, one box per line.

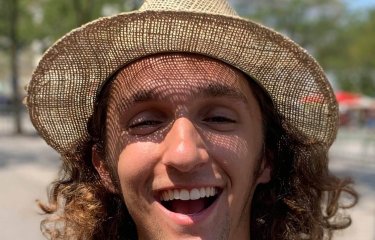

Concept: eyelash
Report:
left=128, top=120, right=163, bottom=129
left=125, top=109, right=237, bottom=136
left=128, top=115, right=236, bottom=129
left=203, top=116, right=236, bottom=123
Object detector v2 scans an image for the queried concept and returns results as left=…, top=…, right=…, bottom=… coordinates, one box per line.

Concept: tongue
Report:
left=170, top=199, right=206, bottom=214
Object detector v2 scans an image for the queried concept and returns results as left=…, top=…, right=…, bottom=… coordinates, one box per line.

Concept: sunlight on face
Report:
left=105, top=53, right=270, bottom=240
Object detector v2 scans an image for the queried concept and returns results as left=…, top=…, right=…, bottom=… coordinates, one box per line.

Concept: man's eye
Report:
left=128, top=120, right=163, bottom=129
left=126, top=116, right=166, bottom=136
left=203, top=116, right=236, bottom=123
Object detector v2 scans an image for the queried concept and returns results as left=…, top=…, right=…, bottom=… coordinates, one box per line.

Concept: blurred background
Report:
left=0, top=0, right=374, bottom=239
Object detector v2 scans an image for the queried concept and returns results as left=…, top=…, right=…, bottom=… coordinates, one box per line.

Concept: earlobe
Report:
left=257, top=165, right=271, bottom=184
left=92, top=146, right=116, bottom=193
left=256, top=160, right=271, bottom=184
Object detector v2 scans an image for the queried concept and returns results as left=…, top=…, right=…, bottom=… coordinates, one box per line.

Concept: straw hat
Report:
left=25, top=0, right=338, bottom=156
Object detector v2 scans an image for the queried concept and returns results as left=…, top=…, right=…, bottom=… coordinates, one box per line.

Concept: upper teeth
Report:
left=160, top=187, right=217, bottom=201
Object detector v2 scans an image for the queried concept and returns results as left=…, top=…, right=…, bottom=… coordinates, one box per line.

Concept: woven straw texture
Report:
left=26, top=0, right=338, bottom=156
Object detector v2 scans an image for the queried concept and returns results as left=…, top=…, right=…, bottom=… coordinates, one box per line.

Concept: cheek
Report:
left=206, top=131, right=262, bottom=172
left=117, top=142, right=159, bottom=191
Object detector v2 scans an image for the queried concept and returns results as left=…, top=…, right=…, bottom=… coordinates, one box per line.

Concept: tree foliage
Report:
left=0, top=0, right=142, bottom=50
left=37, top=0, right=141, bottom=42
left=0, top=0, right=374, bottom=95
left=0, top=0, right=36, bottom=50
left=319, top=9, right=375, bottom=96
left=234, top=0, right=345, bottom=51
left=233, top=0, right=375, bottom=96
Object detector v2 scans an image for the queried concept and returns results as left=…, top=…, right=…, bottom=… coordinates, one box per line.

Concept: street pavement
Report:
left=0, top=128, right=374, bottom=240
left=0, top=134, right=59, bottom=240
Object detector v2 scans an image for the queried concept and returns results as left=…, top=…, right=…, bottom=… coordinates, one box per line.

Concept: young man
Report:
left=26, top=0, right=356, bottom=239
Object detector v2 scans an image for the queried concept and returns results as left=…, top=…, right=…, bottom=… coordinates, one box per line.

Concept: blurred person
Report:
left=25, top=0, right=357, bottom=239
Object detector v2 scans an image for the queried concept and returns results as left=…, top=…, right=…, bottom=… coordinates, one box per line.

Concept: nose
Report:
left=162, top=117, right=208, bottom=173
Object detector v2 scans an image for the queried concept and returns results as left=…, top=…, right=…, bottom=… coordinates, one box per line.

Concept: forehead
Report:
left=109, top=53, right=253, bottom=103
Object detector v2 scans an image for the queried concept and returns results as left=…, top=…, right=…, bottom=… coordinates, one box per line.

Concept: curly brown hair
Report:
left=38, top=65, right=357, bottom=240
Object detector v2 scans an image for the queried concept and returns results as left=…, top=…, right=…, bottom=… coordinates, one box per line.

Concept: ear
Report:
left=255, top=159, right=271, bottom=184
left=92, top=146, right=116, bottom=193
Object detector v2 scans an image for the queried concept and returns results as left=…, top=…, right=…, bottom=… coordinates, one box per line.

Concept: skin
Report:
left=93, top=53, right=271, bottom=240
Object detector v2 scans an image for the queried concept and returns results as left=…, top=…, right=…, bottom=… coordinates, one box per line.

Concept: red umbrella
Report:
left=335, top=91, right=361, bottom=106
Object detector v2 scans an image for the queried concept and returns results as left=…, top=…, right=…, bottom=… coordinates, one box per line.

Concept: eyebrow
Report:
left=127, top=83, right=248, bottom=104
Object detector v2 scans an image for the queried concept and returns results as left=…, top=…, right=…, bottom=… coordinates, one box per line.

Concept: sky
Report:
left=344, top=0, right=375, bottom=10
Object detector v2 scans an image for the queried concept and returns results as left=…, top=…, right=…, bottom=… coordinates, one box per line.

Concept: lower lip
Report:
left=156, top=194, right=221, bottom=226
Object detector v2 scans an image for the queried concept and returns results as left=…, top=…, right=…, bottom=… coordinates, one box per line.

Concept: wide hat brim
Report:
left=26, top=10, right=338, bottom=155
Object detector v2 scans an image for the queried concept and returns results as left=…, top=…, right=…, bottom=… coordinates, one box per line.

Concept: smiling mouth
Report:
left=159, top=187, right=220, bottom=215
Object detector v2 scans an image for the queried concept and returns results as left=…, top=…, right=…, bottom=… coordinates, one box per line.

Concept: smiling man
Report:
left=26, top=0, right=356, bottom=239
left=92, top=54, right=271, bottom=239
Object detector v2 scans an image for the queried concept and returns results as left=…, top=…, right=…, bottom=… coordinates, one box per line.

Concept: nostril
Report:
left=162, top=143, right=209, bottom=173
left=162, top=151, right=208, bottom=173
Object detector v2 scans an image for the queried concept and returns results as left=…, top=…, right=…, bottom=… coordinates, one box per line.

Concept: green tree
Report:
left=0, top=0, right=36, bottom=133
left=233, top=0, right=346, bottom=53
left=37, top=0, right=141, bottom=43
left=0, top=0, right=36, bottom=50
left=232, top=0, right=375, bottom=96
left=0, top=0, right=141, bottom=134
left=318, top=9, right=375, bottom=96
